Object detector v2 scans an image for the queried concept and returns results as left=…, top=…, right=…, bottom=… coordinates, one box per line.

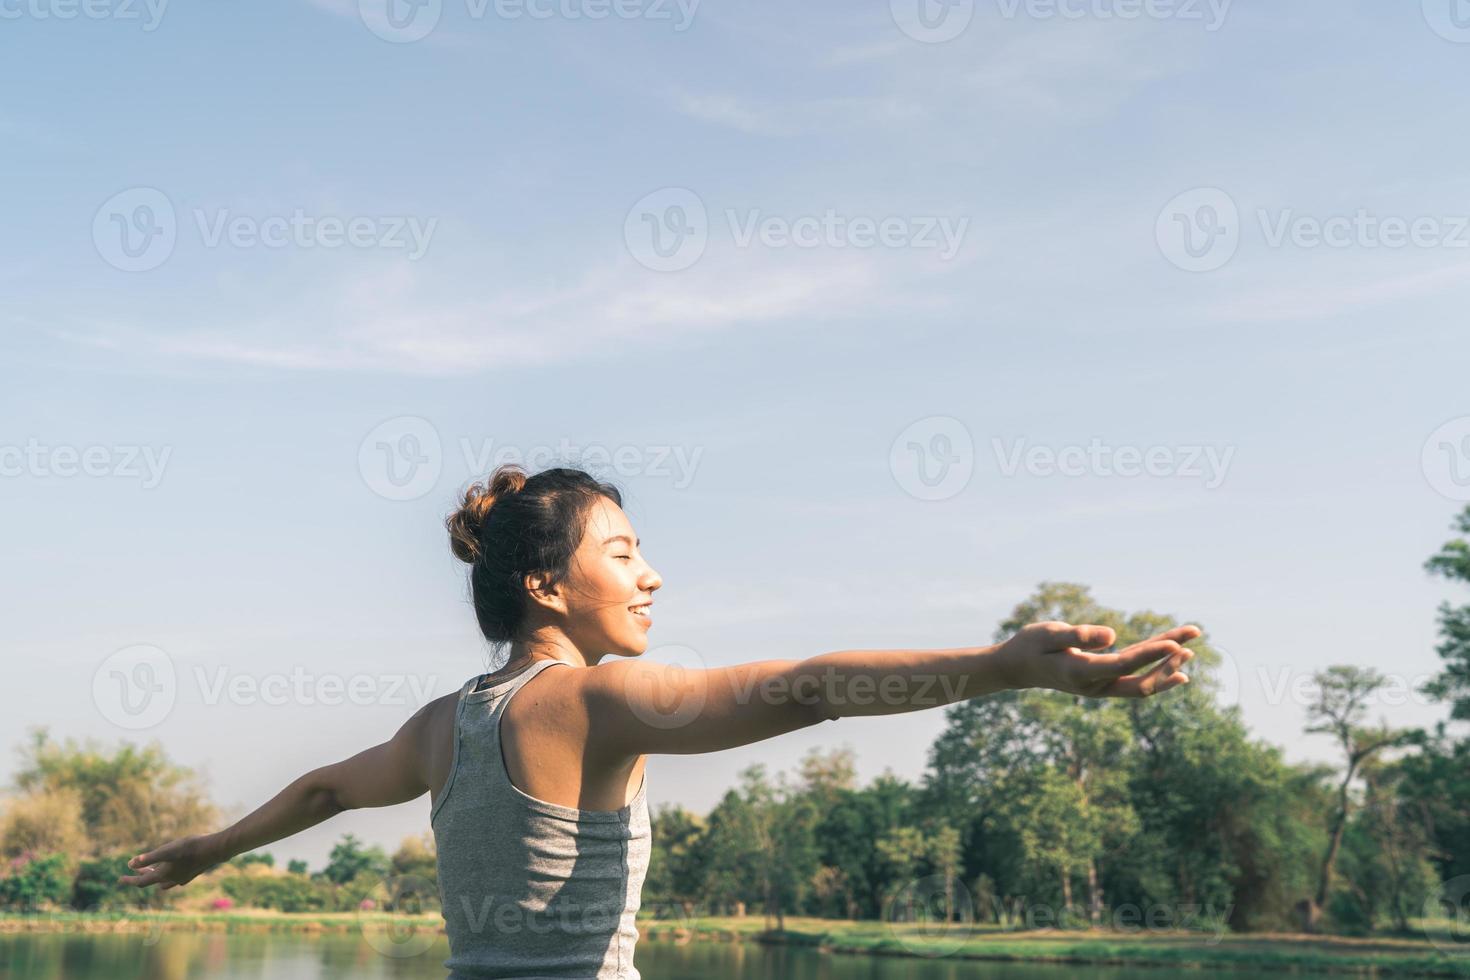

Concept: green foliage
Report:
left=1424, top=505, right=1470, bottom=719
left=231, top=851, right=274, bottom=868
left=71, top=853, right=152, bottom=911
left=0, top=852, right=72, bottom=910
left=287, top=859, right=309, bottom=875
left=220, top=871, right=332, bottom=913
left=321, top=833, right=390, bottom=885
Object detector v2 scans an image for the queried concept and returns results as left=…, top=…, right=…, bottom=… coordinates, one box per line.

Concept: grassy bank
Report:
left=1, top=910, right=1464, bottom=977
left=638, top=914, right=1470, bottom=978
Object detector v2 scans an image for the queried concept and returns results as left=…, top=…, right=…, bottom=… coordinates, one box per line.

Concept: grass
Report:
left=638, top=914, right=1470, bottom=978
left=1, top=909, right=1465, bottom=976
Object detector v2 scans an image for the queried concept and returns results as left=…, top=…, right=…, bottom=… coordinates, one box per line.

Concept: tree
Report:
left=1423, top=506, right=1470, bottom=719
left=322, top=833, right=390, bottom=885
left=11, top=728, right=217, bottom=856
left=0, top=787, right=88, bottom=861
left=647, top=804, right=706, bottom=919
left=1333, top=758, right=1437, bottom=933
left=1302, top=666, right=1407, bottom=931
left=231, top=851, right=274, bottom=868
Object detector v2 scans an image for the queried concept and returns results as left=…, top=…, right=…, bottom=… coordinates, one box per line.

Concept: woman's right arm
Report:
left=582, top=622, right=1198, bottom=758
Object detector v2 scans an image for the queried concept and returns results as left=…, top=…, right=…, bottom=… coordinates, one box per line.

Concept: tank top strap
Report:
left=430, top=659, right=571, bottom=827
left=464, top=656, right=569, bottom=704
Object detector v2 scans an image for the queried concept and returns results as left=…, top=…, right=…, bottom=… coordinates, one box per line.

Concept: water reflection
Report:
left=1, top=931, right=1268, bottom=979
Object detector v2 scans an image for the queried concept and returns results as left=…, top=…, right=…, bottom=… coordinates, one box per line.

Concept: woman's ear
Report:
left=524, top=572, right=564, bottom=614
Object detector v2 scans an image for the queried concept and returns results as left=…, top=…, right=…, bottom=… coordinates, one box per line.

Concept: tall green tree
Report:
left=1302, top=666, right=1407, bottom=931
left=1423, top=506, right=1470, bottom=718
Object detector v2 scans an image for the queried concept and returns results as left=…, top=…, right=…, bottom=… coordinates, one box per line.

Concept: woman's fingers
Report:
left=1089, top=639, right=1177, bottom=677
left=1105, top=648, right=1194, bottom=698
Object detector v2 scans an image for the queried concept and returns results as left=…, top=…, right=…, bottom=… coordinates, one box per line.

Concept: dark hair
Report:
left=446, top=464, right=623, bottom=647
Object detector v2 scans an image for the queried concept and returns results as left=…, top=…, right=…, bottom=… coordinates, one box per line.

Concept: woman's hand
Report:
left=117, top=833, right=229, bottom=891
left=999, top=621, right=1198, bottom=698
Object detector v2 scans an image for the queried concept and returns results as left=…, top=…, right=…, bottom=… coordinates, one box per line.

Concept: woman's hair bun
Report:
left=447, top=464, right=529, bottom=565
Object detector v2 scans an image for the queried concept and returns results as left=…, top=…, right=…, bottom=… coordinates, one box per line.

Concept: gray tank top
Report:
left=430, top=658, right=651, bottom=979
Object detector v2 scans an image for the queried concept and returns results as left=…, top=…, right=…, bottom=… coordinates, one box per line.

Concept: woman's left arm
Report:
left=119, top=695, right=447, bottom=891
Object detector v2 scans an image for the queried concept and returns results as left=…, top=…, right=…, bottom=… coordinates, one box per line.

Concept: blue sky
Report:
left=3, top=0, right=1469, bottom=866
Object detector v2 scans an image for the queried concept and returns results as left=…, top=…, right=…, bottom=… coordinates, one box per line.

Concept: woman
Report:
left=120, top=463, right=1197, bottom=978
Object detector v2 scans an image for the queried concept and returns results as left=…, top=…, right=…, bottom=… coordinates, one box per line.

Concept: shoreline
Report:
left=1, top=911, right=1463, bottom=977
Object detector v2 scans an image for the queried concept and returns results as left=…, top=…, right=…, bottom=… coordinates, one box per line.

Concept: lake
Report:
left=1, top=932, right=1270, bottom=978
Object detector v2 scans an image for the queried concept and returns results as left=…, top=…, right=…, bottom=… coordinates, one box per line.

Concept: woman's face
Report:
left=553, top=497, right=662, bottom=659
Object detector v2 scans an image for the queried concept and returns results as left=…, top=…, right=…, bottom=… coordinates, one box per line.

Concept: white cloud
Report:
left=52, top=249, right=905, bottom=375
